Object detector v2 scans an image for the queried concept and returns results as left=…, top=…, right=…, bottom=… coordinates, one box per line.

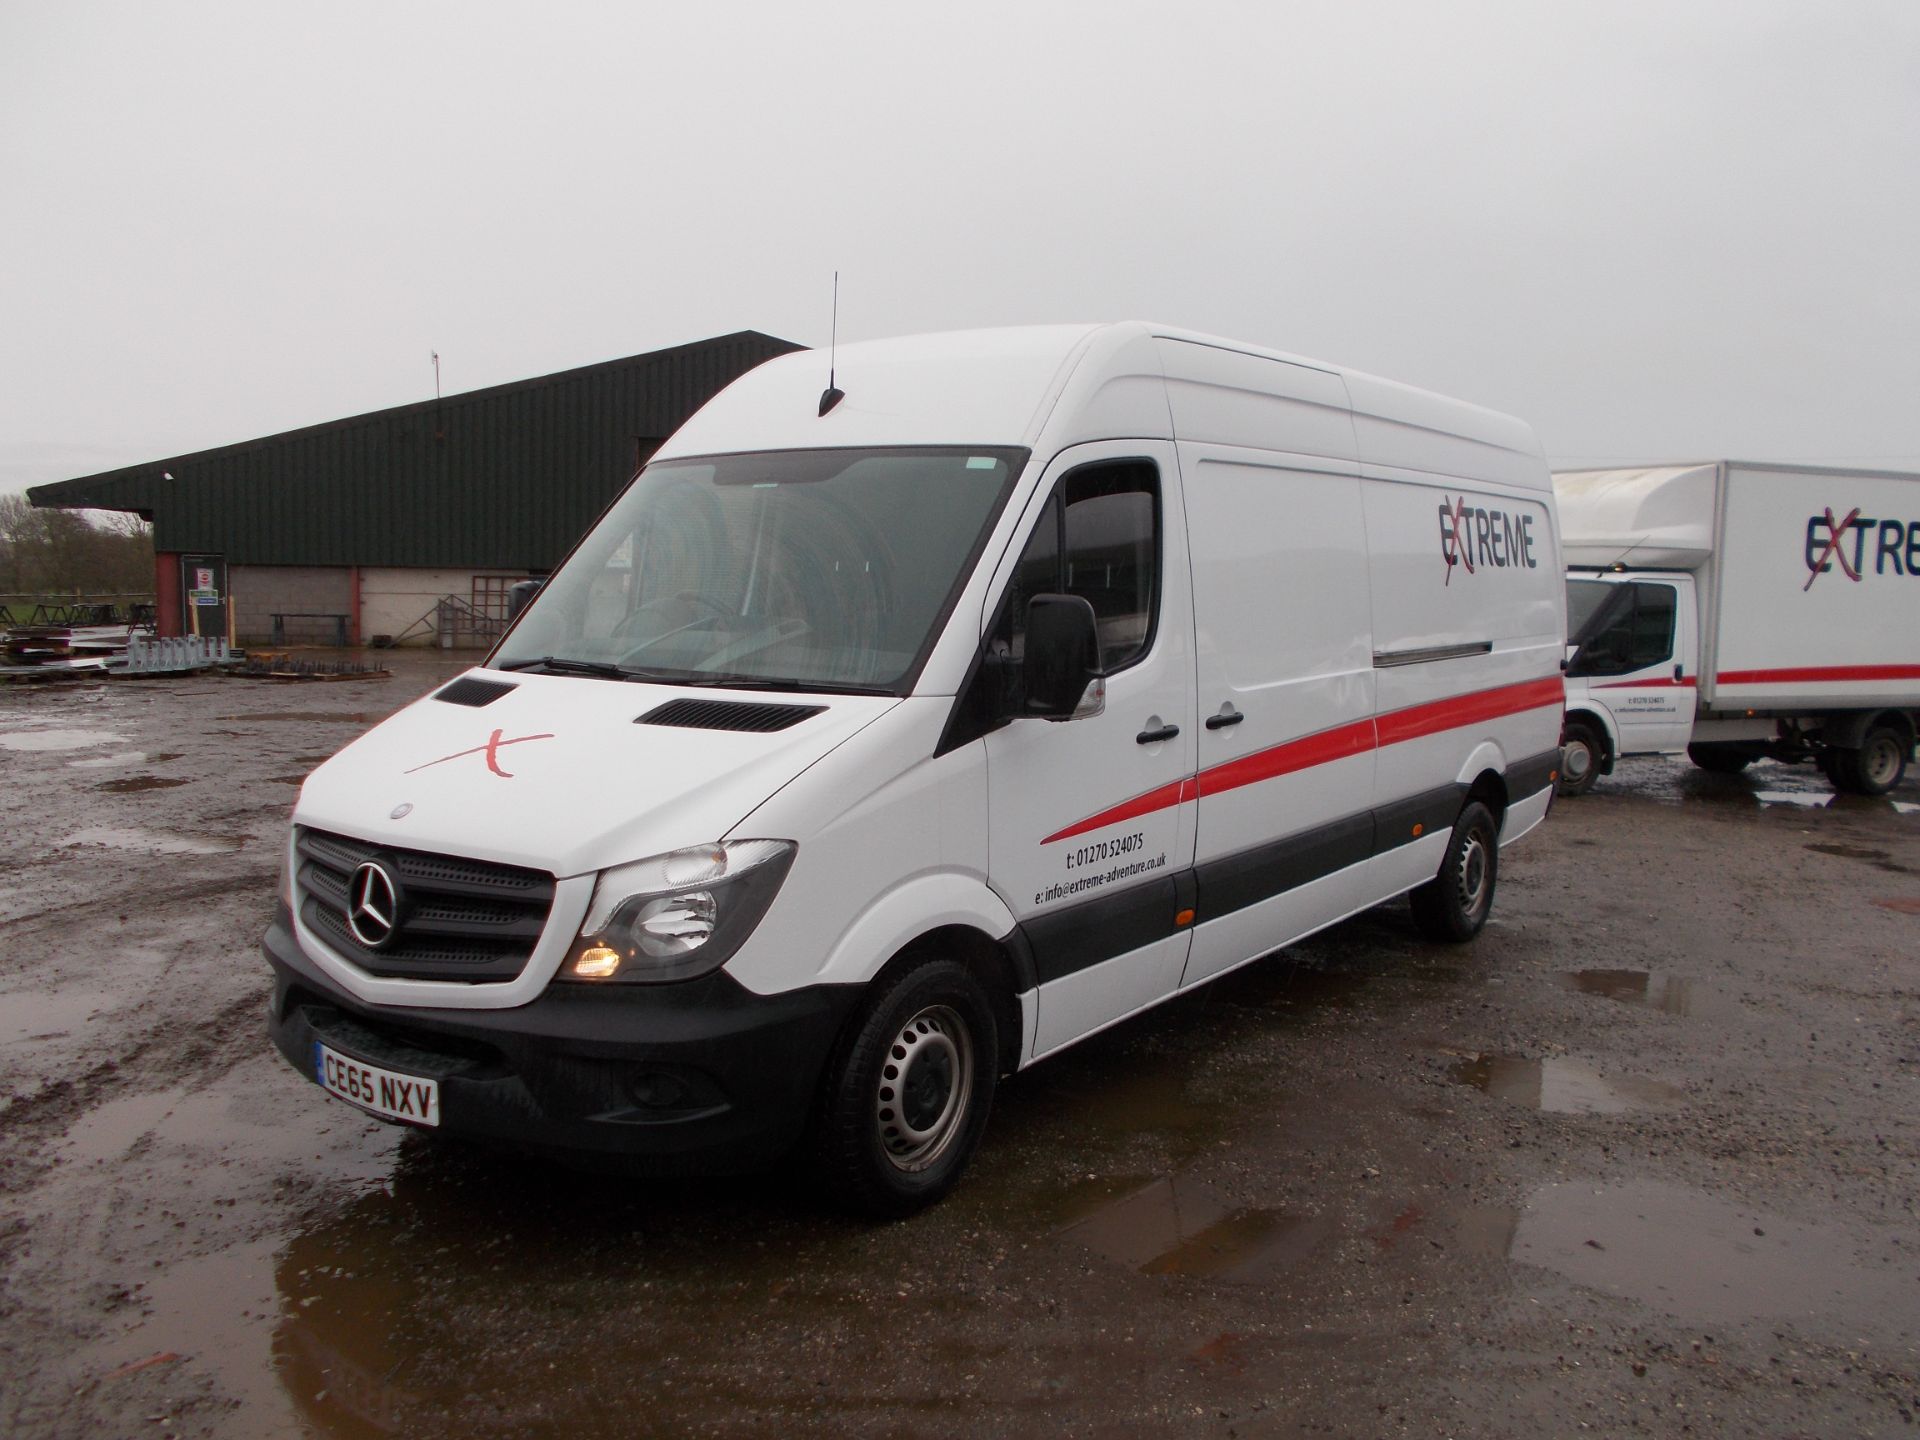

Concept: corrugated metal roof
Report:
left=29, top=331, right=804, bottom=568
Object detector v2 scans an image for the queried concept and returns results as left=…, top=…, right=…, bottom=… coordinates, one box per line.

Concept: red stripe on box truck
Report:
left=1716, top=664, right=1920, bottom=686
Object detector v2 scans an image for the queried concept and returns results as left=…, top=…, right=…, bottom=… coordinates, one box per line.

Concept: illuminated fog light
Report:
left=571, top=945, right=623, bottom=979
left=630, top=890, right=718, bottom=958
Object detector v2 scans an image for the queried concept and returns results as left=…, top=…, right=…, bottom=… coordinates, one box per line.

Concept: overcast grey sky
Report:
left=4, top=1, right=1917, bottom=499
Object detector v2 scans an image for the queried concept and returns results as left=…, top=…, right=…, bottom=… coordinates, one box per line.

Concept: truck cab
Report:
left=1560, top=569, right=1699, bottom=793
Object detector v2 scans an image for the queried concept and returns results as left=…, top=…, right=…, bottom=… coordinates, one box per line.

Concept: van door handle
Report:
left=1205, top=710, right=1244, bottom=730
left=1136, top=724, right=1180, bottom=745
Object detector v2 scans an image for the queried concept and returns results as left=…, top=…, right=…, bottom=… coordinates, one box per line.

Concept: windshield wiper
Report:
left=496, top=656, right=634, bottom=680
left=689, top=671, right=893, bottom=696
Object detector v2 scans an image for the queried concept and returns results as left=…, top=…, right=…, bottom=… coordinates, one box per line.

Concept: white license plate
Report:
left=314, top=1041, right=440, bottom=1127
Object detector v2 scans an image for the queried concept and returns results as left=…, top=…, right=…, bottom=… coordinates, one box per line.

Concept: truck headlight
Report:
left=560, top=840, right=795, bottom=984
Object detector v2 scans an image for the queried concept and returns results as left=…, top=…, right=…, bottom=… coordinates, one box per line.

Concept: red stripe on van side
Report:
left=1373, top=675, right=1565, bottom=748
left=1716, top=664, right=1920, bottom=686
left=1040, top=776, right=1195, bottom=845
left=1594, top=676, right=1696, bottom=690
left=1193, top=718, right=1377, bottom=798
left=1038, top=675, right=1562, bottom=845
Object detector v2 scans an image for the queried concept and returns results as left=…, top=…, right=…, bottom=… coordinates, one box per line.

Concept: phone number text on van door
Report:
left=1064, top=830, right=1145, bottom=870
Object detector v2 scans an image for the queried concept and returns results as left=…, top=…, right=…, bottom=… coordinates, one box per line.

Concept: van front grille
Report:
left=295, top=827, right=555, bottom=983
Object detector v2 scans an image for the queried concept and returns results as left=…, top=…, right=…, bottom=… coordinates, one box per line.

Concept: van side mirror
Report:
left=1022, top=594, right=1104, bottom=720
left=507, top=579, right=545, bottom=622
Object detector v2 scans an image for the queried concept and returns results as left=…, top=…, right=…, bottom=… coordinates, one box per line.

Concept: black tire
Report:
left=1557, top=720, right=1605, bottom=797
left=1687, top=742, right=1754, bottom=774
left=1827, top=724, right=1909, bottom=797
left=810, top=956, right=998, bottom=1218
left=1409, top=800, right=1499, bottom=944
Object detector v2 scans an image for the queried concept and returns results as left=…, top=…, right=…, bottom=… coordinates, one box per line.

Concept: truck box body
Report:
left=1556, top=462, right=1920, bottom=793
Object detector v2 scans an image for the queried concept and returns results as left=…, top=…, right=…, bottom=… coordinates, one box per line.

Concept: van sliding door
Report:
left=1178, top=457, right=1378, bottom=986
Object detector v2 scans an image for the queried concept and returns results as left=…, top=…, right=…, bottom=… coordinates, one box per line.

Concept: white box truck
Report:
left=264, top=324, right=1565, bottom=1213
left=1556, top=461, right=1920, bottom=796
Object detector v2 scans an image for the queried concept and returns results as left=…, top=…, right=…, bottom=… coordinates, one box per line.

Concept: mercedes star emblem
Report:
left=346, top=861, right=401, bottom=949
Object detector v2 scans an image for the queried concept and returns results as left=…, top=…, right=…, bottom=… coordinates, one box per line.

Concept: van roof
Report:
left=655, top=322, right=1545, bottom=490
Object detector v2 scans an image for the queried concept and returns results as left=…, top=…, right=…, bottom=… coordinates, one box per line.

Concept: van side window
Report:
left=1625, top=583, right=1676, bottom=669
left=1001, top=460, right=1159, bottom=673
left=1570, top=581, right=1675, bottom=677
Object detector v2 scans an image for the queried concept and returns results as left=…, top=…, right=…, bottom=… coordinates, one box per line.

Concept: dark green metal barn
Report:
left=29, top=331, right=802, bottom=643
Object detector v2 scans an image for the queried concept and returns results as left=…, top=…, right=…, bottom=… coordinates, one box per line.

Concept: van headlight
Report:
left=559, top=840, right=796, bottom=984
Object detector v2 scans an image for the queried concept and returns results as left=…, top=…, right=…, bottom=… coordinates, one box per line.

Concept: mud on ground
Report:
left=1, top=658, right=1916, bottom=1438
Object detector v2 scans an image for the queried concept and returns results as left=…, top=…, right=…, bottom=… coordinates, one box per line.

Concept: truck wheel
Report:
left=1410, top=801, right=1499, bottom=944
left=810, top=957, right=997, bottom=1218
left=1687, top=742, right=1754, bottom=774
left=1829, top=725, right=1909, bottom=797
left=1558, top=720, right=1604, bottom=797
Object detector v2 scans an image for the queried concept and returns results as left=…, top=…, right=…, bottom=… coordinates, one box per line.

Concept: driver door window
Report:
left=998, top=459, right=1160, bottom=672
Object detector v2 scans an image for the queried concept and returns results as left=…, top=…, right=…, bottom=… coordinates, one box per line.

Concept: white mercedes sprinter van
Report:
left=265, top=324, right=1565, bottom=1214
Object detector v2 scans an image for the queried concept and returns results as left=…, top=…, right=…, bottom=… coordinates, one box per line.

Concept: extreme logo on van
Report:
left=1438, top=496, right=1540, bottom=584
left=1804, top=506, right=1920, bottom=590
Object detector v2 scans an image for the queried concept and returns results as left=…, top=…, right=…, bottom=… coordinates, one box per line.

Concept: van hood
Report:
left=293, top=669, right=897, bottom=878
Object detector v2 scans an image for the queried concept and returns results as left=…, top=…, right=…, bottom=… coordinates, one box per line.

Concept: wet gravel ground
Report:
left=1, top=656, right=1916, bottom=1438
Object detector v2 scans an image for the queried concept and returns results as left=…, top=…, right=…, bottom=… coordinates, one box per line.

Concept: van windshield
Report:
left=1565, top=578, right=1620, bottom=646
left=495, top=447, right=1026, bottom=694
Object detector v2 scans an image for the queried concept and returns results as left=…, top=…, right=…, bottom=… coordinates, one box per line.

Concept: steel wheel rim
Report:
left=875, top=1004, right=973, bottom=1173
left=1863, top=736, right=1901, bottom=789
left=1456, top=831, right=1492, bottom=918
left=1561, top=739, right=1593, bottom=782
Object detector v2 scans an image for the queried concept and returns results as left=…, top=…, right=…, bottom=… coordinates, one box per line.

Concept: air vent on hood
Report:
left=636, top=698, right=827, bottom=733
left=434, top=676, right=518, bottom=708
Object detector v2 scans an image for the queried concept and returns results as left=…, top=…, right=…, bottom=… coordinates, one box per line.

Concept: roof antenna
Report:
left=818, top=272, right=845, bottom=416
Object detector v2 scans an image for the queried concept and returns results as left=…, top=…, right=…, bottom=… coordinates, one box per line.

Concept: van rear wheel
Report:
left=810, top=957, right=997, bottom=1218
left=1410, top=801, right=1499, bottom=943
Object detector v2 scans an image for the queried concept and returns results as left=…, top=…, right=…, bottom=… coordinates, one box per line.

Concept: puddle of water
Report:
left=1553, top=969, right=1721, bottom=1017
left=86, top=1238, right=299, bottom=1436
left=1754, top=790, right=1836, bottom=811
left=0, top=728, right=127, bottom=752
left=1755, top=791, right=1920, bottom=816
left=63, top=826, right=243, bottom=856
left=1054, top=1174, right=1330, bottom=1281
left=1512, top=1180, right=1918, bottom=1343
left=1449, top=1055, right=1683, bottom=1114
left=94, top=776, right=192, bottom=794
left=0, top=986, right=113, bottom=1045
left=68, top=750, right=147, bottom=769
left=1611, top=757, right=1920, bottom=814
left=1806, top=842, right=1910, bottom=873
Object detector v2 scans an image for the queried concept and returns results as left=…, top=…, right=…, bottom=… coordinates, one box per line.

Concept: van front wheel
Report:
left=1409, top=801, right=1499, bottom=944
left=811, top=957, right=997, bottom=1218
left=1558, top=720, right=1604, bottom=797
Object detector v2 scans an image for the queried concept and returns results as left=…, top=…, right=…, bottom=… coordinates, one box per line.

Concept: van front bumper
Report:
left=263, top=910, right=859, bottom=1174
